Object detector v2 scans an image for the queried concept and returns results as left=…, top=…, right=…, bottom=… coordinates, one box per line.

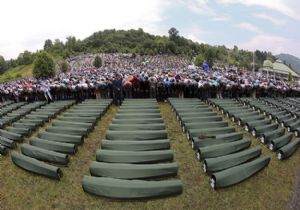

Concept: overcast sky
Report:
left=0, top=0, right=299, bottom=59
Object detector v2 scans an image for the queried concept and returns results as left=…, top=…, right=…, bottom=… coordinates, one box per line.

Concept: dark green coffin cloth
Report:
left=106, top=130, right=168, bottom=140
left=58, top=116, right=96, bottom=123
left=184, top=121, right=228, bottom=131
left=30, top=137, right=77, bottom=154
left=109, top=124, right=165, bottom=131
left=0, top=136, right=16, bottom=148
left=46, top=127, right=88, bottom=137
left=11, top=151, right=62, bottom=180
left=269, top=133, right=293, bottom=151
left=21, top=144, right=69, bottom=165
left=203, top=146, right=262, bottom=173
left=0, top=129, right=22, bottom=142
left=260, top=128, right=285, bottom=144
left=245, top=119, right=271, bottom=131
left=112, top=118, right=164, bottom=124
left=188, top=127, right=236, bottom=140
left=181, top=116, right=223, bottom=124
left=90, top=162, right=178, bottom=179
left=210, top=156, right=270, bottom=189
left=38, top=132, right=83, bottom=145
left=197, top=139, right=251, bottom=160
left=192, top=132, right=244, bottom=148
left=252, top=124, right=279, bottom=136
left=118, top=109, right=160, bottom=113
left=115, top=114, right=161, bottom=119
left=0, top=145, right=8, bottom=155
left=101, top=139, right=170, bottom=151
left=82, top=176, right=182, bottom=199
left=277, top=139, right=300, bottom=160
left=52, top=121, right=93, bottom=130
left=96, top=149, right=173, bottom=163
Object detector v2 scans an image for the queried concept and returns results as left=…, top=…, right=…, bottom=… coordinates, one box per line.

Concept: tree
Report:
left=33, top=51, right=55, bottom=78
left=93, top=55, right=102, bottom=68
left=60, top=61, right=70, bottom=73
left=288, top=71, right=293, bottom=82
left=194, top=54, right=205, bottom=67
left=44, top=39, right=53, bottom=50
left=0, top=55, right=8, bottom=73
left=168, top=27, right=179, bottom=42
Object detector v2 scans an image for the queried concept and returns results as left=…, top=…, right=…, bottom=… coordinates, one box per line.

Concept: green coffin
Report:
left=184, top=121, right=228, bottom=131
left=197, top=139, right=251, bottom=160
left=11, top=151, right=62, bottom=180
left=52, top=121, right=93, bottom=130
left=6, top=127, right=31, bottom=136
left=188, top=127, right=236, bottom=140
left=0, top=129, right=22, bottom=142
left=0, top=136, right=16, bottom=148
left=96, top=149, right=173, bottom=163
left=260, top=128, right=285, bottom=144
left=181, top=116, right=223, bottom=124
left=210, top=156, right=270, bottom=189
left=62, top=113, right=100, bottom=118
left=252, top=123, right=279, bottom=136
left=238, top=115, right=265, bottom=125
left=118, top=109, right=160, bottom=113
left=46, top=127, right=88, bottom=137
left=277, top=139, right=300, bottom=160
left=245, top=119, right=271, bottom=131
left=192, top=132, right=244, bottom=148
left=82, top=176, right=182, bottom=199
left=115, top=114, right=161, bottom=119
left=30, top=137, right=77, bottom=154
left=21, top=144, right=69, bottom=165
left=179, top=113, right=217, bottom=119
left=106, top=130, right=168, bottom=140
left=90, top=162, right=178, bottom=179
left=38, top=132, right=83, bottom=145
left=58, top=116, right=96, bottom=123
left=203, top=146, right=262, bottom=173
left=109, top=124, right=165, bottom=131
left=269, top=133, right=293, bottom=151
left=101, top=139, right=170, bottom=151
left=112, top=118, right=164, bottom=124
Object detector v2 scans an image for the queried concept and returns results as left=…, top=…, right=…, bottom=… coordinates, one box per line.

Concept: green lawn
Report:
left=0, top=102, right=299, bottom=210
left=0, top=64, right=33, bottom=82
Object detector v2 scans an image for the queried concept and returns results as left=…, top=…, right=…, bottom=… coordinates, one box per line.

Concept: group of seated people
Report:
left=1, top=53, right=300, bottom=103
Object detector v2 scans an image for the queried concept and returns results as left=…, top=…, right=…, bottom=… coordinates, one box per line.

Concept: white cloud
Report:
left=253, top=13, right=285, bottom=25
left=217, top=0, right=300, bottom=21
left=212, top=15, right=231, bottom=22
left=186, top=34, right=205, bottom=43
left=239, top=34, right=300, bottom=57
left=235, top=22, right=263, bottom=33
left=0, top=0, right=170, bottom=59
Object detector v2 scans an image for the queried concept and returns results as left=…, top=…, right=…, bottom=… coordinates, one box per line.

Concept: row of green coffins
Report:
left=169, top=98, right=270, bottom=189
left=11, top=100, right=112, bottom=180
left=82, top=99, right=183, bottom=199
left=212, top=98, right=300, bottom=160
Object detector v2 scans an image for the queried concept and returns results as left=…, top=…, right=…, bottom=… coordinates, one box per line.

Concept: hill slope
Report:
left=0, top=64, right=33, bottom=82
left=277, top=54, right=300, bottom=75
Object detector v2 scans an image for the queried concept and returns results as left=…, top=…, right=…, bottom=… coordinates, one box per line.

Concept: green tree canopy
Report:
left=93, top=55, right=102, bottom=68
left=33, top=51, right=55, bottom=78
left=194, top=54, right=205, bottom=67
left=60, top=61, right=70, bottom=73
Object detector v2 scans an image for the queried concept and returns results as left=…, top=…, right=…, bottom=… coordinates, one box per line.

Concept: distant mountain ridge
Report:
left=276, top=53, right=300, bottom=75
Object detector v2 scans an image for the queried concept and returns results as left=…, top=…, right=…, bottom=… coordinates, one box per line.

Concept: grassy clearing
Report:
left=0, top=102, right=299, bottom=210
left=0, top=64, right=33, bottom=82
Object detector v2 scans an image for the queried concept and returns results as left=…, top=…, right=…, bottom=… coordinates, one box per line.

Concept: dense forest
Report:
left=0, top=28, right=276, bottom=74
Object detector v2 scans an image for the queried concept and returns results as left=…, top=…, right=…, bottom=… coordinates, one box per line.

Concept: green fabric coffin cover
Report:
left=106, top=130, right=168, bottom=140
left=6, top=127, right=31, bottom=136
left=269, top=133, right=293, bottom=151
left=46, top=127, right=88, bottom=137
left=277, top=139, right=300, bottom=160
left=181, top=116, right=223, bottom=124
left=96, top=149, right=173, bottom=163
left=38, top=132, right=83, bottom=145
left=21, top=144, right=69, bottom=165
left=82, top=176, right=182, bottom=199
left=245, top=119, right=271, bottom=131
left=90, top=162, right=178, bottom=179
left=101, top=139, right=170, bottom=151
left=112, top=118, right=163, bottom=124
left=62, top=113, right=100, bottom=118
left=0, top=144, right=8, bottom=155
left=52, top=121, right=93, bottom=130
left=11, top=151, right=62, bottom=180
left=179, top=112, right=217, bottom=118
left=260, top=128, right=285, bottom=144
left=115, top=113, right=161, bottom=119
left=253, top=123, right=279, bottom=136
left=192, top=132, right=244, bottom=148
left=118, top=109, right=160, bottom=113
left=30, top=137, right=77, bottom=154
left=197, top=139, right=251, bottom=160
left=238, top=115, right=265, bottom=125
left=58, top=116, right=96, bottom=123
left=188, top=127, right=236, bottom=139
left=210, top=156, right=270, bottom=189
left=0, top=129, right=22, bottom=142
left=109, top=124, right=165, bottom=131
left=203, top=146, right=262, bottom=173
left=0, top=136, right=16, bottom=148
left=184, top=121, right=228, bottom=131
left=283, top=118, right=298, bottom=127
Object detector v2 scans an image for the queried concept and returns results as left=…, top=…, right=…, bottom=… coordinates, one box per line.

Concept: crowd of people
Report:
left=1, top=53, right=300, bottom=104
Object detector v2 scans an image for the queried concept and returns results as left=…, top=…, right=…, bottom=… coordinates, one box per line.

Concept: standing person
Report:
left=112, top=74, right=123, bottom=105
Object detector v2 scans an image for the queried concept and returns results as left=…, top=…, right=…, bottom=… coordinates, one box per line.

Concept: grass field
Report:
left=0, top=102, right=299, bottom=210
left=0, top=64, right=33, bottom=82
